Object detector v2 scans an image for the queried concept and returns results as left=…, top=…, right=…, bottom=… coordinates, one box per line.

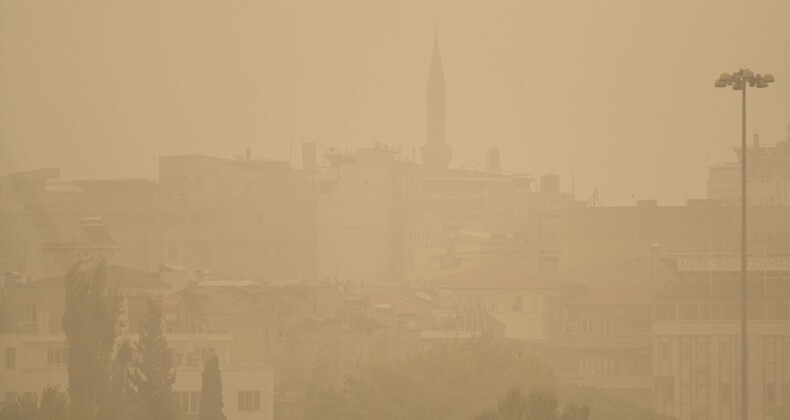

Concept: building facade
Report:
left=653, top=254, right=790, bottom=420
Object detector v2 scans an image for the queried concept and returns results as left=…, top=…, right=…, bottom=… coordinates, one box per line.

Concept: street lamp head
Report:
left=719, top=73, right=733, bottom=82
left=757, top=81, right=769, bottom=88
left=742, top=69, right=755, bottom=80
left=733, top=81, right=744, bottom=90
left=762, top=74, right=775, bottom=83
left=715, top=79, right=728, bottom=88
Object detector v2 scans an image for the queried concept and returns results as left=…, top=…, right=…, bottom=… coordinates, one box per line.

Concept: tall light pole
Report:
left=714, top=69, right=774, bottom=420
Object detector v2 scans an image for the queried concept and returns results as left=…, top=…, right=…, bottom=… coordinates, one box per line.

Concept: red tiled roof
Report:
left=432, top=260, right=561, bottom=290
left=571, top=286, right=653, bottom=306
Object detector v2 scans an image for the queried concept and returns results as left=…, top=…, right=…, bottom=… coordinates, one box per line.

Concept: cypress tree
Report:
left=107, top=340, right=138, bottom=420
left=133, top=299, right=177, bottom=420
left=62, top=259, right=120, bottom=419
left=198, top=354, right=227, bottom=420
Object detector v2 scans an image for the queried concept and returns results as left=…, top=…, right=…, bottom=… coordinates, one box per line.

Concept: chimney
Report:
left=753, top=132, right=760, bottom=148
left=301, top=143, right=317, bottom=171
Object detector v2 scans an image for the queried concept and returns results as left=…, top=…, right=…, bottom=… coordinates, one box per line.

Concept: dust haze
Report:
left=2, top=1, right=790, bottom=420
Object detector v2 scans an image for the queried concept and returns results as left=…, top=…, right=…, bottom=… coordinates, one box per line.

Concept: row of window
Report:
left=4, top=390, right=262, bottom=413
left=176, top=391, right=261, bottom=413
left=4, top=347, right=69, bottom=370
left=655, top=302, right=790, bottom=321
left=658, top=337, right=790, bottom=365
left=657, top=377, right=790, bottom=406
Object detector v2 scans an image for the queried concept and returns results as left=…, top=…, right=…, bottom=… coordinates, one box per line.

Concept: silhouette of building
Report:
left=708, top=127, right=790, bottom=206
left=0, top=154, right=318, bottom=282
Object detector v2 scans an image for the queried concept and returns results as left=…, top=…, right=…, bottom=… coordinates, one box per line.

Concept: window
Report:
left=748, top=302, right=765, bottom=320
left=721, top=383, right=732, bottom=403
left=24, top=304, right=38, bottom=324
left=655, top=304, right=676, bottom=320
left=579, top=319, right=592, bottom=334
left=512, top=296, right=523, bottom=312
left=681, top=382, right=692, bottom=403
left=697, top=338, right=708, bottom=361
left=766, top=383, right=776, bottom=405
left=238, top=391, right=260, bottom=412
left=577, top=356, right=615, bottom=376
left=765, top=338, right=776, bottom=363
left=720, top=341, right=732, bottom=364
left=700, top=303, right=721, bottom=320
left=177, top=392, right=200, bottom=418
left=768, top=303, right=789, bottom=320
left=681, top=341, right=692, bottom=362
left=47, top=347, right=68, bottom=368
left=657, top=377, right=674, bottom=402
left=723, top=303, right=739, bottom=320
left=660, top=342, right=671, bottom=362
left=679, top=304, right=698, bottom=320
left=4, top=348, right=15, bottom=370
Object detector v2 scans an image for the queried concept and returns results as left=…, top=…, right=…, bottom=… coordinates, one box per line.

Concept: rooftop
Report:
left=432, top=260, right=561, bottom=290
left=571, top=286, right=654, bottom=306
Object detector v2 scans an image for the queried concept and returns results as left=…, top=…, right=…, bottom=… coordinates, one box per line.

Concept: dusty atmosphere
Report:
left=2, top=1, right=790, bottom=420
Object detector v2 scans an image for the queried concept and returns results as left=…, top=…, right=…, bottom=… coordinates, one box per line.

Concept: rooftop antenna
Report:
left=585, top=187, right=602, bottom=208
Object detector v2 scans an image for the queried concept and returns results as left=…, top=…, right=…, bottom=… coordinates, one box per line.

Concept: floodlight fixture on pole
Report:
left=714, top=68, right=774, bottom=420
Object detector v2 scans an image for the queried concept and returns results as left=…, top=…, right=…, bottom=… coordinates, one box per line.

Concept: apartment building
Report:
left=652, top=254, right=790, bottom=420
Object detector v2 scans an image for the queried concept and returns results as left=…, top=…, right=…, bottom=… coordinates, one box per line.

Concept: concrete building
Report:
left=548, top=286, right=653, bottom=406
left=432, top=260, right=563, bottom=343
left=0, top=265, right=274, bottom=419
left=652, top=254, right=790, bottom=420
left=708, top=127, right=790, bottom=207
left=0, top=153, right=318, bottom=282
left=557, top=204, right=790, bottom=289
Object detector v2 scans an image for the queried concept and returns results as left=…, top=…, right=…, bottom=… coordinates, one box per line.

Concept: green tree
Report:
left=495, top=388, right=531, bottom=420
left=133, top=299, right=177, bottom=420
left=0, top=395, right=37, bottom=420
left=0, top=387, right=67, bottom=420
left=37, top=385, right=68, bottom=420
left=559, top=403, right=590, bottom=420
left=306, top=337, right=553, bottom=420
left=198, top=354, right=227, bottom=420
left=474, top=388, right=589, bottom=420
left=107, top=340, right=138, bottom=420
left=62, top=259, right=120, bottom=419
left=562, top=387, right=667, bottom=420
left=527, top=389, right=558, bottom=420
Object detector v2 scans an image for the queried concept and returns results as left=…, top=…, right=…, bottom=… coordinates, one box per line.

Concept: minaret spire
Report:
left=421, top=28, right=452, bottom=168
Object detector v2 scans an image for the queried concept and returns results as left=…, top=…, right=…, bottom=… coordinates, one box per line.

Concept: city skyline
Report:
left=3, top=0, right=790, bottom=206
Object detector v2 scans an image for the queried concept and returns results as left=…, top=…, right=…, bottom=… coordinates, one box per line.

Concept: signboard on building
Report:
left=677, top=256, right=790, bottom=272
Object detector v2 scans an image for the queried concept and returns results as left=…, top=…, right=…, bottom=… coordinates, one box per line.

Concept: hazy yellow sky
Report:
left=2, top=0, right=789, bottom=205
